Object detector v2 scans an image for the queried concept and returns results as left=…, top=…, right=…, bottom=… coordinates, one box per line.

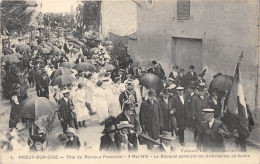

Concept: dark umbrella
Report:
left=20, top=96, right=57, bottom=120
left=86, top=59, right=97, bottom=65
left=139, top=74, right=162, bottom=90
left=30, top=41, right=38, bottom=47
left=209, top=75, right=233, bottom=91
left=59, top=62, right=76, bottom=69
left=132, top=59, right=153, bottom=68
left=73, top=62, right=96, bottom=72
left=39, top=48, right=50, bottom=54
left=50, top=67, right=72, bottom=80
left=32, top=45, right=42, bottom=51
left=1, top=55, right=20, bottom=63
left=50, top=75, right=76, bottom=86
left=16, top=44, right=31, bottom=53
left=11, top=53, right=23, bottom=58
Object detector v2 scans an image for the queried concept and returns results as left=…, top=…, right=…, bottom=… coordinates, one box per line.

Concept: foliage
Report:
left=38, top=114, right=59, bottom=134
left=1, top=1, right=34, bottom=35
left=110, top=41, right=128, bottom=61
left=81, top=1, right=101, bottom=31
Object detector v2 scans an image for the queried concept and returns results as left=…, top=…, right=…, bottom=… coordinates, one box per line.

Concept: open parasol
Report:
left=50, top=75, right=76, bottom=86
left=139, top=74, right=162, bottom=90
left=59, top=62, right=76, bottom=69
left=73, top=62, right=96, bottom=72
left=20, top=96, right=58, bottom=120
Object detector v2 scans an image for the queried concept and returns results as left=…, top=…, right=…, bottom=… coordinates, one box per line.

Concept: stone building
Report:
left=131, top=0, right=259, bottom=120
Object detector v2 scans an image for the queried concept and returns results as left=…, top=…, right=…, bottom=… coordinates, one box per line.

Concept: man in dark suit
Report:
left=197, top=109, right=230, bottom=151
left=159, top=89, right=177, bottom=137
left=58, top=90, right=76, bottom=134
left=172, top=86, right=187, bottom=146
left=153, top=131, right=174, bottom=153
left=75, top=54, right=85, bottom=64
left=65, top=128, right=81, bottom=150
left=39, top=70, right=50, bottom=99
left=191, top=85, right=210, bottom=141
left=208, top=92, right=221, bottom=119
left=176, top=69, right=187, bottom=89
left=33, top=65, right=42, bottom=96
left=184, top=82, right=197, bottom=130
left=139, top=89, right=163, bottom=148
left=168, top=65, right=179, bottom=80
left=119, top=80, right=138, bottom=108
left=186, top=65, right=197, bottom=86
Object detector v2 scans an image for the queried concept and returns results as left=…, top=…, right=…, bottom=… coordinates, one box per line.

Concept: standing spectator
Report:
left=65, top=128, right=81, bottom=150
left=39, top=71, right=50, bottom=99
left=186, top=65, right=197, bottom=85
left=33, top=65, right=42, bottom=96
left=172, top=86, right=187, bottom=146
left=58, top=90, right=76, bottom=133
left=191, top=85, right=210, bottom=142
left=168, top=65, right=179, bottom=80
left=139, top=89, right=163, bottom=149
left=159, top=89, right=177, bottom=137
left=208, top=92, right=222, bottom=119
left=184, top=82, right=197, bottom=130
left=9, top=90, right=21, bottom=129
left=197, top=109, right=230, bottom=151
left=176, top=69, right=187, bottom=89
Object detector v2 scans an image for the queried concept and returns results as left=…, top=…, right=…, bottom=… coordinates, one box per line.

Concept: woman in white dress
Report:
left=111, top=77, right=124, bottom=116
left=74, top=83, right=90, bottom=127
left=83, top=72, right=96, bottom=114
left=102, top=77, right=115, bottom=117
left=94, top=80, right=108, bottom=124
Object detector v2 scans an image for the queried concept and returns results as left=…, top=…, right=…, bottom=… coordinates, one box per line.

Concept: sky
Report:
left=41, top=1, right=79, bottom=13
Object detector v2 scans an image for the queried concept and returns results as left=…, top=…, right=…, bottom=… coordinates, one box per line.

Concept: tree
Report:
left=81, top=1, right=101, bottom=31
left=1, top=1, right=34, bottom=36
left=110, top=41, right=128, bottom=61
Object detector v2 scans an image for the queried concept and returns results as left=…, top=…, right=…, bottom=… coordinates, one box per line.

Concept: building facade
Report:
left=100, top=0, right=137, bottom=38
left=133, top=0, right=259, bottom=119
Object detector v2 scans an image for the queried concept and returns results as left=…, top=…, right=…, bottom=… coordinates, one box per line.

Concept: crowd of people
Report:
left=0, top=27, right=255, bottom=154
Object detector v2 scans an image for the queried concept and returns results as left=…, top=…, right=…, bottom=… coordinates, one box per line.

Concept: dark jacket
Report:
left=176, top=75, right=188, bottom=89
left=186, top=71, right=197, bottom=85
left=65, top=135, right=81, bottom=150
left=159, top=98, right=177, bottom=132
left=119, top=89, right=138, bottom=107
left=58, top=97, right=75, bottom=120
left=100, top=134, right=118, bottom=152
left=139, top=99, right=163, bottom=140
left=172, top=95, right=187, bottom=129
left=197, top=119, right=230, bottom=151
left=191, top=95, right=210, bottom=130
left=184, top=90, right=197, bottom=119
left=208, top=99, right=222, bottom=119
left=168, top=71, right=179, bottom=80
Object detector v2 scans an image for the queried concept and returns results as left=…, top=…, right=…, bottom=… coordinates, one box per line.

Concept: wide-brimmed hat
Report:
left=189, top=65, right=195, bottom=69
left=172, top=65, right=179, bottom=69
left=57, top=133, right=69, bottom=143
left=62, top=89, right=70, bottom=94
left=117, top=121, right=134, bottom=129
left=122, top=100, right=135, bottom=110
left=202, top=108, right=214, bottom=114
left=66, top=127, right=75, bottom=134
left=31, top=136, right=46, bottom=143
left=159, top=131, right=174, bottom=140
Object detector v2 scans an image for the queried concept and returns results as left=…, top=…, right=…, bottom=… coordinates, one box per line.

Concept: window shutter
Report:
left=177, top=0, right=190, bottom=20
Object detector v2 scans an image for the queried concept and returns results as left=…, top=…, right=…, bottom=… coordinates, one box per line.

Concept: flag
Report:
left=227, top=52, right=249, bottom=137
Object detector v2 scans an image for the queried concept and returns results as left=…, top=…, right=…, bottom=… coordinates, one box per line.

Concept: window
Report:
left=177, top=0, right=190, bottom=20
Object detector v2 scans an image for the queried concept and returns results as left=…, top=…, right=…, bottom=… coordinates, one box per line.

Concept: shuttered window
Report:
left=177, top=0, right=190, bottom=20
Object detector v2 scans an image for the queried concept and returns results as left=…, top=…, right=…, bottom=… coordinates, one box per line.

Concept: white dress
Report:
left=111, top=83, right=124, bottom=117
left=74, top=88, right=90, bottom=122
left=103, top=78, right=116, bottom=117
left=83, top=78, right=96, bottom=112
left=94, top=87, right=108, bottom=123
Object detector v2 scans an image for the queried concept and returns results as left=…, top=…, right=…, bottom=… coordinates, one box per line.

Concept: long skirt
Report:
left=95, top=96, right=108, bottom=123
left=74, top=101, right=90, bottom=122
left=9, top=104, right=21, bottom=129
